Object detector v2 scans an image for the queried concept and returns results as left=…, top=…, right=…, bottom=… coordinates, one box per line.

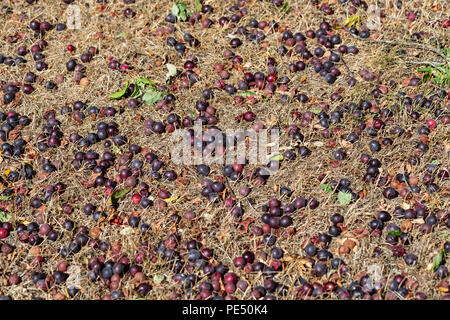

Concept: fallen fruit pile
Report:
left=0, top=0, right=449, bottom=300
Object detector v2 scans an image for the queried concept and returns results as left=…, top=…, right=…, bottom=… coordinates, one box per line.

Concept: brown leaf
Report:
left=352, top=227, right=370, bottom=239
left=401, top=78, right=410, bottom=86
left=431, top=4, right=442, bottom=11
left=403, top=278, right=418, bottom=291
left=37, top=172, right=49, bottom=180
left=338, top=245, right=350, bottom=255
left=8, top=130, right=20, bottom=140
left=175, top=176, right=189, bottom=187
left=401, top=220, right=413, bottom=232
left=297, top=258, right=312, bottom=272
left=236, top=217, right=255, bottom=232
left=95, top=4, right=107, bottom=12
left=343, top=239, right=357, bottom=250
left=29, top=246, right=41, bottom=256
left=356, top=272, right=367, bottom=283
left=90, top=226, right=101, bottom=238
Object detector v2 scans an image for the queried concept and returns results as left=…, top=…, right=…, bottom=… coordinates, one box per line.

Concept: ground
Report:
left=0, top=0, right=449, bottom=300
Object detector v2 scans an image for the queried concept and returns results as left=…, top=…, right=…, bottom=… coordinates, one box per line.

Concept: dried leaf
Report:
left=237, top=217, right=255, bottom=232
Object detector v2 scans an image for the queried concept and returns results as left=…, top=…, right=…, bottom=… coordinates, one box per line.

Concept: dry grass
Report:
left=0, top=0, right=449, bottom=300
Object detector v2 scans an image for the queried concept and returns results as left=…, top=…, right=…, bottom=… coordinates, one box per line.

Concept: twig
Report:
left=340, top=55, right=354, bottom=77
left=403, top=61, right=446, bottom=67
left=336, top=18, right=450, bottom=63
left=224, top=176, right=236, bottom=199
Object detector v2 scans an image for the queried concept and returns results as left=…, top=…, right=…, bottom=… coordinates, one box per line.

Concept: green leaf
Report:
left=431, top=250, right=445, bottom=272
left=418, top=64, right=450, bottom=86
left=154, top=274, right=165, bottom=284
left=0, top=211, right=11, bottom=222
left=443, top=48, right=450, bottom=57
left=195, top=0, right=202, bottom=12
left=130, top=78, right=157, bottom=98
left=172, top=2, right=189, bottom=21
left=388, top=230, right=403, bottom=237
left=109, top=81, right=129, bottom=99
left=130, top=84, right=143, bottom=98
left=178, top=11, right=187, bottom=22
left=418, top=66, right=433, bottom=73
left=240, top=91, right=257, bottom=98
left=280, top=2, right=290, bottom=13
left=431, top=160, right=440, bottom=165
left=166, top=63, right=177, bottom=80
left=171, top=3, right=180, bottom=16
left=0, top=196, right=11, bottom=201
left=130, top=88, right=142, bottom=98
left=112, top=145, right=122, bottom=155
left=108, top=188, right=131, bottom=207
left=270, top=154, right=284, bottom=161
left=142, top=87, right=165, bottom=105
left=344, top=15, right=361, bottom=28
left=178, top=4, right=188, bottom=21
left=312, top=109, right=322, bottom=115
left=337, top=191, right=352, bottom=205
left=113, top=189, right=131, bottom=199
left=421, top=71, right=432, bottom=83
left=313, top=141, right=324, bottom=147
left=136, top=78, right=156, bottom=86
left=320, top=184, right=333, bottom=193
left=116, top=32, right=127, bottom=38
